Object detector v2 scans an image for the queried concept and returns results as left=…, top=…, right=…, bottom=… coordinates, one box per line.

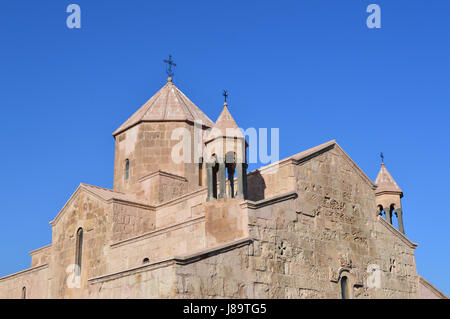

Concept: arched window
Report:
left=384, top=205, right=392, bottom=224
left=75, top=228, right=83, bottom=276
left=212, top=155, right=219, bottom=198
left=340, top=276, right=350, bottom=299
left=390, top=204, right=399, bottom=229
left=124, top=159, right=130, bottom=181
left=22, top=286, right=26, bottom=299
left=143, top=258, right=149, bottom=264
left=225, top=152, right=236, bottom=198
left=377, top=205, right=383, bottom=216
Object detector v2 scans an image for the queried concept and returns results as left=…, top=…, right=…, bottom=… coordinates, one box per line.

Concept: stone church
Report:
left=0, top=76, right=446, bottom=299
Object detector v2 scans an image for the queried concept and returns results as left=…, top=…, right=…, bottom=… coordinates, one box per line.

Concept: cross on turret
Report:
left=223, top=90, right=228, bottom=103
left=163, top=54, right=176, bottom=78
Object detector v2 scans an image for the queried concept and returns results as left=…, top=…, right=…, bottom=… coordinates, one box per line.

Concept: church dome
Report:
left=113, top=79, right=215, bottom=136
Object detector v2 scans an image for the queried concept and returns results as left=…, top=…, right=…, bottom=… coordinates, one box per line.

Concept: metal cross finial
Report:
left=223, top=90, right=228, bottom=103
left=380, top=152, right=384, bottom=163
left=163, top=54, right=176, bottom=78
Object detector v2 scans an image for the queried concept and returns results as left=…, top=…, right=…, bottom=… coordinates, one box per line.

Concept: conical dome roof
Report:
left=113, top=79, right=214, bottom=136
left=375, top=163, right=403, bottom=196
left=204, top=103, right=245, bottom=143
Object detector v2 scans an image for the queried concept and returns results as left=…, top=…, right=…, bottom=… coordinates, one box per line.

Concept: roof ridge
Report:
left=174, top=85, right=214, bottom=125
left=80, top=183, right=125, bottom=195
left=162, top=82, right=172, bottom=119
left=173, top=86, right=197, bottom=122
left=113, top=87, right=165, bottom=136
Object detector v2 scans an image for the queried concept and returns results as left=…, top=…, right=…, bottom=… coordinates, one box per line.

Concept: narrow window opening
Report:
left=198, top=157, right=204, bottom=186
left=75, top=228, right=83, bottom=276
left=391, top=204, right=399, bottom=229
left=384, top=206, right=392, bottom=224
left=377, top=205, right=383, bottom=216
left=211, top=155, right=218, bottom=199
left=143, top=258, right=150, bottom=264
left=340, top=276, right=350, bottom=299
left=389, top=257, right=396, bottom=273
left=225, top=152, right=236, bottom=198
left=22, top=286, right=26, bottom=299
left=124, top=159, right=130, bottom=181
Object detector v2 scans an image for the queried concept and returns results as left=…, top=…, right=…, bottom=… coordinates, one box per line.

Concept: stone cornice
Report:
left=113, top=119, right=212, bottom=138
left=248, top=140, right=336, bottom=176
left=110, top=216, right=205, bottom=249
left=377, top=216, right=418, bottom=249
left=50, top=185, right=83, bottom=226
left=247, top=157, right=294, bottom=176
left=247, top=140, right=377, bottom=190
left=375, top=190, right=404, bottom=198
left=50, top=183, right=206, bottom=227
left=138, top=170, right=188, bottom=183
left=108, top=198, right=155, bottom=210
left=0, top=264, right=48, bottom=282
left=29, top=244, right=52, bottom=256
left=50, top=184, right=155, bottom=226
left=173, top=237, right=253, bottom=264
left=154, top=187, right=208, bottom=209
left=89, top=237, right=253, bottom=284
left=330, top=143, right=377, bottom=190
left=90, top=259, right=177, bottom=284
left=204, top=135, right=249, bottom=147
left=419, top=276, right=448, bottom=299
left=291, top=142, right=335, bottom=165
left=240, top=191, right=298, bottom=210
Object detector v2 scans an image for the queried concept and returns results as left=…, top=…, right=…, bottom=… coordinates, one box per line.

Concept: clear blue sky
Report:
left=0, top=1, right=449, bottom=295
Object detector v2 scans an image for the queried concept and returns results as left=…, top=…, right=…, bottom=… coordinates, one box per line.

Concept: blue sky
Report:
left=0, top=1, right=449, bottom=295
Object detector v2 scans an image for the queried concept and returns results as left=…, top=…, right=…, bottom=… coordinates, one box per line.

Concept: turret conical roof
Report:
left=204, top=103, right=245, bottom=143
left=375, top=163, right=403, bottom=196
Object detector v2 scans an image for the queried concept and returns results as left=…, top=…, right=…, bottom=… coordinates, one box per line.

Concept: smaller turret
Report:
left=374, top=158, right=405, bottom=234
left=204, top=101, right=248, bottom=201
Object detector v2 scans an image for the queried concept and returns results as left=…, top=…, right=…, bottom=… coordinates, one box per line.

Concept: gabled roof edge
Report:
left=249, top=139, right=377, bottom=190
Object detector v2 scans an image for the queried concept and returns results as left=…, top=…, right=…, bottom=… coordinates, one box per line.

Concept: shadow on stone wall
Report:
left=246, top=171, right=266, bottom=202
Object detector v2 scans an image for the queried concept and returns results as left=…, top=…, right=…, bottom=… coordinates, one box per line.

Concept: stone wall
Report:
left=113, top=122, right=206, bottom=202
left=0, top=143, right=427, bottom=299
left=111, top=202, right=155, bottom=242
left=205, top=198, right=249, bottom=248
left=247, top=161, right=295, bottom=202
left=240, top=146, right=419, bottom=298
left=154, top=188, right=207, bottom=228
left=0, top=265, right=49, bottom=299
left=89, top=262, right=178, bottom=299
left=138, top=170, right=188, bottom=205
left=30, top=245, right=52, bottom=268
left=107, top=217, right=206, bottom=274
left=48, top=190, right=112, bottom=298
left=174, top=242, right=253, bottom=298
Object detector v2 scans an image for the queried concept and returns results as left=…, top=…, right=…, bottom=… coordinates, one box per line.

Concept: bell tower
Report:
left=204, top=100, right=248, bottom=201
left=374, top=156, right=405, bottom=234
